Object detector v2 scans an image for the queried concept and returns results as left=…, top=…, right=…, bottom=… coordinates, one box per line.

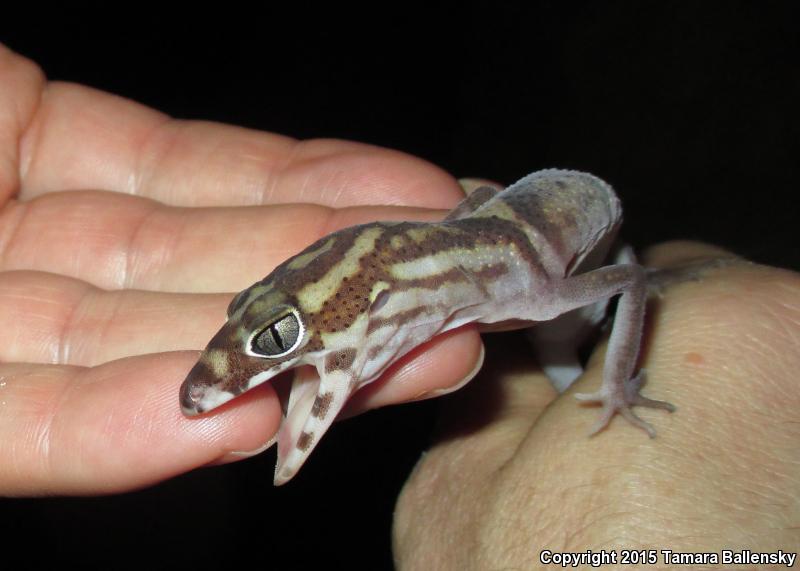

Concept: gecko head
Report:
left=179, top=284, right=373, bottom=485
left=179, top=294, right=310, bottom=416
left=180, top=225, right=391, bottom=484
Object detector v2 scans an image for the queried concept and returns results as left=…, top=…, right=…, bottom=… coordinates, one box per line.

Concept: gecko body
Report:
left=180, top=169, right=674, bottom=484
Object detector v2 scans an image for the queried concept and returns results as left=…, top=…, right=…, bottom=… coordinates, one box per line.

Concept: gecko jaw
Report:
left=272, top=364, right=356, bottom=486
left=273, top=366, right=322, bottom=485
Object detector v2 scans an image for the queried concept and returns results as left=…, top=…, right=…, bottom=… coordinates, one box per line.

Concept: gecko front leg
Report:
left=549, top=264, right=675, bottom=436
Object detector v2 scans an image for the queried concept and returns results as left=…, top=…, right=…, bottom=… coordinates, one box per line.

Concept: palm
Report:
left=0, top=46, right=482, bottom=494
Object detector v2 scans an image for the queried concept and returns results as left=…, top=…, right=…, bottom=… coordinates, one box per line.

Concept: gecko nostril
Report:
left=179, top=382, right=205, bottom=414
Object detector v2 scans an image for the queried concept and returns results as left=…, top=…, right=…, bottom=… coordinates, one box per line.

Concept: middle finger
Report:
left=0, top=190, right=445, bottom=292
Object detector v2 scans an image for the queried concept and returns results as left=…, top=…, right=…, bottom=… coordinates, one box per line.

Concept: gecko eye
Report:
left=250, top=311, right=303, bottom=358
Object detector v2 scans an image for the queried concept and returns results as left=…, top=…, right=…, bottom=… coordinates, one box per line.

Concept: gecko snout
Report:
left=179, top=379, right=207, bottom=415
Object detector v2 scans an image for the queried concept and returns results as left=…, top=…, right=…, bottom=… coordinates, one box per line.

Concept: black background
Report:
left=1, top=2, right=797, bottom=569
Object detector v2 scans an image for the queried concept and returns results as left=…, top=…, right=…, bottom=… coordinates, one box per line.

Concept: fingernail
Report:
left=409, top=343, right=485, bottom=402
left=223, top=435, right=278, bottom=461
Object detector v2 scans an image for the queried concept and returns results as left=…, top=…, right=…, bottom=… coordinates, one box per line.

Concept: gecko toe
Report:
left=626, top=370, right=676, bottom=412
left=576, top=369, right=673, bottom=437
left=631, top=394, right=676, bottom=412
left=586, top=405, right=615, bottom=436
left=620, top=407, right=657, bottom=438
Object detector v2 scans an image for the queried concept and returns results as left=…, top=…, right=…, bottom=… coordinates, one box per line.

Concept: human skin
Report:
left=393, top=243, right=800, bottom=568
left=1, top=44, right=799, bottom=566
left=0, top=44, right=478, bottom=495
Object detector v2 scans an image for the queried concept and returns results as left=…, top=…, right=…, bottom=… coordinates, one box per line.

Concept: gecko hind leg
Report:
left=549, top=264, right=675, bottom=437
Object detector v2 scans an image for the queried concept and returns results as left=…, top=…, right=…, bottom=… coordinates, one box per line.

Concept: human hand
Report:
left=0, top=45, right=483, bottom=495
left=393, top=242, right=800, bottom=568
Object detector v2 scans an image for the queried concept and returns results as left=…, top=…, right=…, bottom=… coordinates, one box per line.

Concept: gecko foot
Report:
left=574, top=370, right=675, bottom=438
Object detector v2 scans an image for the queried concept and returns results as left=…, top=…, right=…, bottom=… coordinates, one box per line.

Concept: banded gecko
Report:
left=180, top=169, right=674, bottom=485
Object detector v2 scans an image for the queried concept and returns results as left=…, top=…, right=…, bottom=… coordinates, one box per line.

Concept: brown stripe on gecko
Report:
left=190, top=342, right=283, bottom=396
left=311, top=392, right=334, bottom=419
left=473, top=263, right=509, bottom=281
left=306, top=221, right=535, bottom=335
left=261, top=227, right=364, bottom=292
left=310, top=290, right=372, bottom=334
left=397, top=266, right=471, bottom=290
left=366, top=344, right=383, bottom=362
left=497, top=173, right=617, bottom=263
left=390, top=225, right=470, bottom=260
left=367, top=304, right=429, bottom=334
left=223, top=353, right=281, bottom=393
left=443, top=185, right=499, bottom=221
left=395, top=216, right=537, bottom=274
left=451, top=217, right=549, bottom=277
left=300, top=225, right=394, bottom=334
left=456, top=263, right=509, bottom=299
left=297, top=431, right=314, bottom=451
left=387, top=263, right=509, bottom=299
left=184, top=360, right=217, bottom=389
left=258, top=217, right=544, bottom=341
left=324, top=348, right=356, bottom=374
left=226, top=288, right=251, bottom=318
left=499, top=189, right=569, bottom=259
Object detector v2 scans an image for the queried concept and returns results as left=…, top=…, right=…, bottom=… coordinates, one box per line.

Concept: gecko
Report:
left=180, top=169, right=675, bottom=485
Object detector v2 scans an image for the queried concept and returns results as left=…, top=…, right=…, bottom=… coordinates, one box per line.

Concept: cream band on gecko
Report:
left=180, top=169, right=675, bottom=485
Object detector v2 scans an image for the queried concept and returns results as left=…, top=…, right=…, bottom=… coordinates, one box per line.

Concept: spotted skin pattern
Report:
left=180, top=169, right=674, bottom=485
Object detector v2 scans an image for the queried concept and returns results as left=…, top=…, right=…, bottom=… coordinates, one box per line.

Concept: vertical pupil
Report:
left=252, top=312, right=300, bottom=356
left=270, top=326, right=284, bottom=351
